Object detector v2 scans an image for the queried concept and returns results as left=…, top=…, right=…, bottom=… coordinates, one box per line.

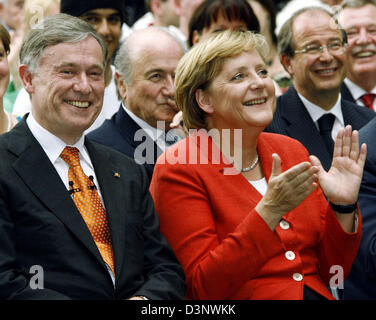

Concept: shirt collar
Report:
left=344, top=78, right=376, bottom=100
left=297, top=92, right=344, bottom=126
left=122, top=103, right=164, bottom=141
left=26, top=112, right=91, bottom=167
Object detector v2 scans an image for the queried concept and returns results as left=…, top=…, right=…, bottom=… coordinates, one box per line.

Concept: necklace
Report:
left=240, top=154, right=259, bottom=172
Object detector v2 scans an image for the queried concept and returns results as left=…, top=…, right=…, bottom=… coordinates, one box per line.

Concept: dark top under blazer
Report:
left=344, top=117, right=376, bottom=299
left=0, top=116, right=186, bottom=300
left=265, top=86, right=375, bottom=171
left=87, top=105, right=163, bottom=181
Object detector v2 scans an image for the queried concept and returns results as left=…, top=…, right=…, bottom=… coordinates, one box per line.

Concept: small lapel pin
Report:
left=114, top=172, right=120, bottom=178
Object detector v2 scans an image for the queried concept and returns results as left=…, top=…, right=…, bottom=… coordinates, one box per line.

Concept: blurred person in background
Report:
left=0, top=23, right=17, bottom=133
left=248, top=0, right=290, bottom=92
left=337, top=0, right=376, bottom=111
left=7, top=0, right=59, bottom=115
left=133, top=0, right=179, bottom=30
left=172, top=0, right=204, bottom=42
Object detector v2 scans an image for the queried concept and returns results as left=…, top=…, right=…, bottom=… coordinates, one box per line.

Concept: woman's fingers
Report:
left=349, top=130, right=360, bottom=160
left=270, top=153, right=282, bottom=178
left=342, top=125, right=353, bottom=157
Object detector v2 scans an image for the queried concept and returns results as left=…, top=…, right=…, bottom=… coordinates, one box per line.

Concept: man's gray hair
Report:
left=114, top=26, right=186, bottom=99
left=20, top=13, right=108, bottom=73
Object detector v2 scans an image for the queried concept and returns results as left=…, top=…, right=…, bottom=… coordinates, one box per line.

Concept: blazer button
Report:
left=293, top=273, right=303, bottom=281
left=285, top=251, right=296, bottom=261
left=280, top=220, right=290, bottom=230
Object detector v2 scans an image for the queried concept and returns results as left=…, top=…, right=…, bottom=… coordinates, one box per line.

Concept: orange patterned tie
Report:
left=60, top=146, right=115, bottom=275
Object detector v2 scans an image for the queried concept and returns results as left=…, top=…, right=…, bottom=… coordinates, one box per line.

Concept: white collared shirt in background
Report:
left=344, top=78, right=376, bottom=107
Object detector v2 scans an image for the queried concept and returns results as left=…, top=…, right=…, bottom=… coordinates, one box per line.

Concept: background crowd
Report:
left=0, top=0, right=375, bottom=300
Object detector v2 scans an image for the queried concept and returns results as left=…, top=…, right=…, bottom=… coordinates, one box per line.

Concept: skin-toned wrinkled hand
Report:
left=170, top=111, right=187, bottom=138
left=309, top=125, right=367, bottom=206
left=255, top=153, right=319, bottom=230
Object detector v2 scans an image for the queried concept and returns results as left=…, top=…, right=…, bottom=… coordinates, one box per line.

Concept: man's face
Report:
left=159, top=0, right=179, bottom=27
left=283, top=10, right=347, bottom=101
left=339, top=4, right=376, bottom=83
left=23, top=37, right=105, bottom=143
left=118, top=32, right=184, bottom=129
left=174, top=0, right=204, bottom=35
left=2, top=0, right=24, bottom=30
left=80, top=8, right=122, bottom=60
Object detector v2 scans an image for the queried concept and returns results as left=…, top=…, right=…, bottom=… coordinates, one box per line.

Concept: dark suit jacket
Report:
left=0, top=117, right=186, bottom=300
left=340, top=82, right=356, bottom=104
left=87, top=105, right=162, bottom=181
left=344, top=117, right=376, bottom=299
left=265, top=86, right=375, bottom=171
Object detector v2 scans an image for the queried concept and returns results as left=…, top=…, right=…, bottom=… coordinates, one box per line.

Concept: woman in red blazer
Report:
left=150, top=30, right=365, bottom=300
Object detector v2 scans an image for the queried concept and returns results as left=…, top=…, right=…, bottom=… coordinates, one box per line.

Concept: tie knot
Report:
left=361, top=93, right=376, bottom=110
left=318, top=113, right=335, bottom=133
left=165, top=130, right=179, bottom=146
left=60, top=146, right=80, bottom=167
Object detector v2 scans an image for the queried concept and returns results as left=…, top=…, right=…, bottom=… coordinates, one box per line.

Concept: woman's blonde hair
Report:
left=175, top=30, right=268, bottom=130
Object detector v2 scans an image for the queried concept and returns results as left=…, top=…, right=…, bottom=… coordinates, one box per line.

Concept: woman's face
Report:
left=0, top=41, right=10, bottom=100
left=197, top=50, right=275, bottom=131
left=193, top=11, right=248, bottom=45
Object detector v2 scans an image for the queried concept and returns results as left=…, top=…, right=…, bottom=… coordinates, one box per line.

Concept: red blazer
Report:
left=150, top=131, right=362, bottom=300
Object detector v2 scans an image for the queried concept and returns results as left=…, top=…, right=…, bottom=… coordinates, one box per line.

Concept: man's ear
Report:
left=19, top=64, right=35, bottom=94
left=280, top=54, right=294, bottom=76
left=115, top=70, right=127, bottom=101
left=150, top=0, right=162, bottom=16
left=172, top=0, right=183, bottom=16
left=195, top=88, right=214, bottom=114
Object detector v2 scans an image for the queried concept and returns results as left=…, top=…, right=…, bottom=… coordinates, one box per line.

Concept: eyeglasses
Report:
left=294, top=41, right=346, bottom=55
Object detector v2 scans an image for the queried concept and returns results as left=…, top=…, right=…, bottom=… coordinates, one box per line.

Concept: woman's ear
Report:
left=195, top=88, right=214, bottom=114
left=192, top=30, right=201, bottom=45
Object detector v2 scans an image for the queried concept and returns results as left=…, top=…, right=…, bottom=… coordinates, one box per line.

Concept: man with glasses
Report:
left=337, top=0, right=376, bottom=111
left=266, top=6, right=375, bottom=172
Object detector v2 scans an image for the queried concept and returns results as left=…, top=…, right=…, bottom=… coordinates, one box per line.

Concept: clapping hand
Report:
left=256, top=153, right=319, bottom=230
left=309, top=125, right=367, bottom=206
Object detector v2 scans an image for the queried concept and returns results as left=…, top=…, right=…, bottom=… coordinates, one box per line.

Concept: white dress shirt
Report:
left=298, top=93, right=344, bottom=141
left=26, top=113, right=115, bottom=285
left=122, top=103, right=181, bottom=151
left=344, top=78, right=376, bottom=107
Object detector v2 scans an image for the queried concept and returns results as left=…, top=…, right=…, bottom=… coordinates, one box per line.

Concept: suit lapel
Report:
left=9, top=119, right=109, bottom=271
left=85, top=139, right=126, bottom=278
left=279, top=87, right=332, bottom=170
left=341, top=83, right=356, bottom=104
left=115, top=106, right=163, bottom=162
left=342, top=98, right=373, bottom=130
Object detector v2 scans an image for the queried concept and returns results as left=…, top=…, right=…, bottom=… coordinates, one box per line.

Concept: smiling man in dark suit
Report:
left=0, top=14, right=185, bottom=300
left=266, top=6, right=375, bottom=171
left=87, top=27, right=185, bottom=180
left=337, top=0, right=376, bottom=110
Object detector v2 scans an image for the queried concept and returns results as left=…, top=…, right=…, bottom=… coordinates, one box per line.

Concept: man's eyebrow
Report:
left=54, top=62, right=104, bottom=70
left=145, top=69, right=165, bottom=76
